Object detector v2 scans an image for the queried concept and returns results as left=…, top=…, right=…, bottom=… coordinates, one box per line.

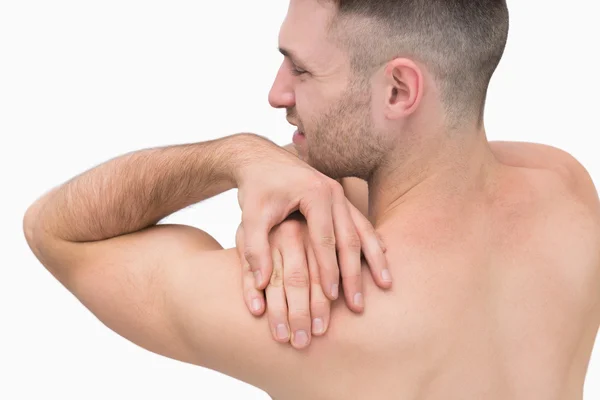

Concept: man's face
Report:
left=269, top=0, right=387, bottom=180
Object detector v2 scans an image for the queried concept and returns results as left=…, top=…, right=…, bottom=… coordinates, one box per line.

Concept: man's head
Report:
left=269, top=0, right=509, bottom=180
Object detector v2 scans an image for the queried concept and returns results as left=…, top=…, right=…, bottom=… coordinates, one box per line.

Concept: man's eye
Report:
left=291, top=66, right=307, bottom=76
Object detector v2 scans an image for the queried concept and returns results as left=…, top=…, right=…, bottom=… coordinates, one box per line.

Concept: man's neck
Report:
left=368, top=126, right=502, bottom=228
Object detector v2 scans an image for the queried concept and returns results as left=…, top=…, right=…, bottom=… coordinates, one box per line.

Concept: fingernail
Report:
left=251, top=298, right=262, bottom=313
left=313, top=318, right=324, bottom=334
left=354, top=292, right=364, bottom=308
left=254, top=270, right=263, bottom=287
left=381, top=269, right=392, bottom=282
left=331, top=283, right=339, bottom=299
left=276, top=324, right=289, bottom=340
left=294, top=330, right=309, bottom=347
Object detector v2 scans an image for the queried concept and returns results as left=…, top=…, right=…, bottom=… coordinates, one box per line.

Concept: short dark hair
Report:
left=324, top=0, right=509, bottom=126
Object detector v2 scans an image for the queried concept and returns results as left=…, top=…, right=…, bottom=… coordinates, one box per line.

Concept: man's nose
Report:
left=268, top=64, right=295, bottom=109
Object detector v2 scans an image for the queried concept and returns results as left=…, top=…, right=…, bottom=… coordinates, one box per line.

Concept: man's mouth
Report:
left=293, top=129, right=306, bottom=145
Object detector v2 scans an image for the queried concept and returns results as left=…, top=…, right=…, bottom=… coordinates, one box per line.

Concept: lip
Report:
left=293, top=129, right=306, bottom=145
left=287, top=118, right=304, bottom=132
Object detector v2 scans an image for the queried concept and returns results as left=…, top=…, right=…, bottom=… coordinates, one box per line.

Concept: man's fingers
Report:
left=266, top=247, right=291, bottom=343
left=236, top=223, right=266, bottom=316
left=242, top=210, right=276, bottom=290
left=306, top=245, right=331, bottom=336
left=347, top=201, right=392, bottom=289
left=242, top=260, right=266, bottom=316
left=332, top=188, right=364, bottom=313
left=281, top=237, right=312, bottom=350
left=299, top=182, right=340, bottom=301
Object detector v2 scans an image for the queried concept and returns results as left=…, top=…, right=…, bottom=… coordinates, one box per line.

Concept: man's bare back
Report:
left=270, top=142, right=600, bottom=400
left=24, top=132, right=600, bottom=400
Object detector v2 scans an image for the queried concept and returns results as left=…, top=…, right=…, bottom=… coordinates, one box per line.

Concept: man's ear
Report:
left=382, top=58, right=423, bottom=120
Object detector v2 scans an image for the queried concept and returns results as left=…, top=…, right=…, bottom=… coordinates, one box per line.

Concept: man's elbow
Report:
left=23, top=198, right=55, bottom=267
left=23, top=202, right=41, bottom=250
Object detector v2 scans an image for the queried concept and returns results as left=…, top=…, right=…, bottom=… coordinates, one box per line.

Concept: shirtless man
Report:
left=23, top=0, right=600, bottom=399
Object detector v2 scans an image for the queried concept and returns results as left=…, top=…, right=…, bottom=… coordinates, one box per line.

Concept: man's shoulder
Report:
left=490, top=141, right=599, bottom=211
left=490, top=140, right=582, bottom=175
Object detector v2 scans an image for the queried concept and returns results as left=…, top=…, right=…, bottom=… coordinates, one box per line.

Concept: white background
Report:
left=1, top=0, right=599, bottom=399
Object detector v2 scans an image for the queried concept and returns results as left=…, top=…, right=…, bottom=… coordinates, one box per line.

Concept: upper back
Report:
left=298, top=142, right=600, bottom=400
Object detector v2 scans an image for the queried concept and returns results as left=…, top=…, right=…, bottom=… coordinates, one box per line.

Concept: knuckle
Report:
left=243, top=247, right=260, bottom=265
left=341, top=270, right=362, bottom=281
left=342, top=233, right=362, bottom=251
left=270, top=266, right=284, bottom=287
left=308, top=269, right=321, bottom=285
left=310, top=298, right=329, bottom=310
left=289, top=307, right=311, bottom=320
left=285, top=268, right=309, bottom=288
left=310, top=179, right=333, bottom=199
left=320, top=235, right=336, bottom=250
left=329, top=181, right=344, bottom=198
left=310, top=178, right=328, bottom=192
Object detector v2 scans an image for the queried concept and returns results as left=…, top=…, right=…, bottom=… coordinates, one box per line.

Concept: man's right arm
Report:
left=22, top=135, right=376, bottom=396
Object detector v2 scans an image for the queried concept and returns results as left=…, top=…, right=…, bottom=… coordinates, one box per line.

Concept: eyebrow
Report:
left=278, top=47, right=308, bottom=68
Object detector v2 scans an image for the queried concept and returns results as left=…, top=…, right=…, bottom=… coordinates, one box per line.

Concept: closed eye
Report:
left=290, top=65, right=307, bottom=76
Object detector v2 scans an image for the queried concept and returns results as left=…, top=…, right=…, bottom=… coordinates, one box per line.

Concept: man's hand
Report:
left=236, top=213, right=332, bottom=349
left=232, top=134, right=391, bottom=313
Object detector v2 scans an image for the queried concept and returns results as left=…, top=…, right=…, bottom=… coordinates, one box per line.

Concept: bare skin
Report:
left=239, top=140, right=599, bottom=400
left=234, top=143, right=380, bottom=346
left=285, top=141, right=600, bottom=400
left=22, top=0, right=600, bottom=398
left=24, top=136, right=600, bottom=400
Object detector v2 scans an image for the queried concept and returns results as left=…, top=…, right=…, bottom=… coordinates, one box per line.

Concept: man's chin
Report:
left=296, top=146, right=308, bottom=162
